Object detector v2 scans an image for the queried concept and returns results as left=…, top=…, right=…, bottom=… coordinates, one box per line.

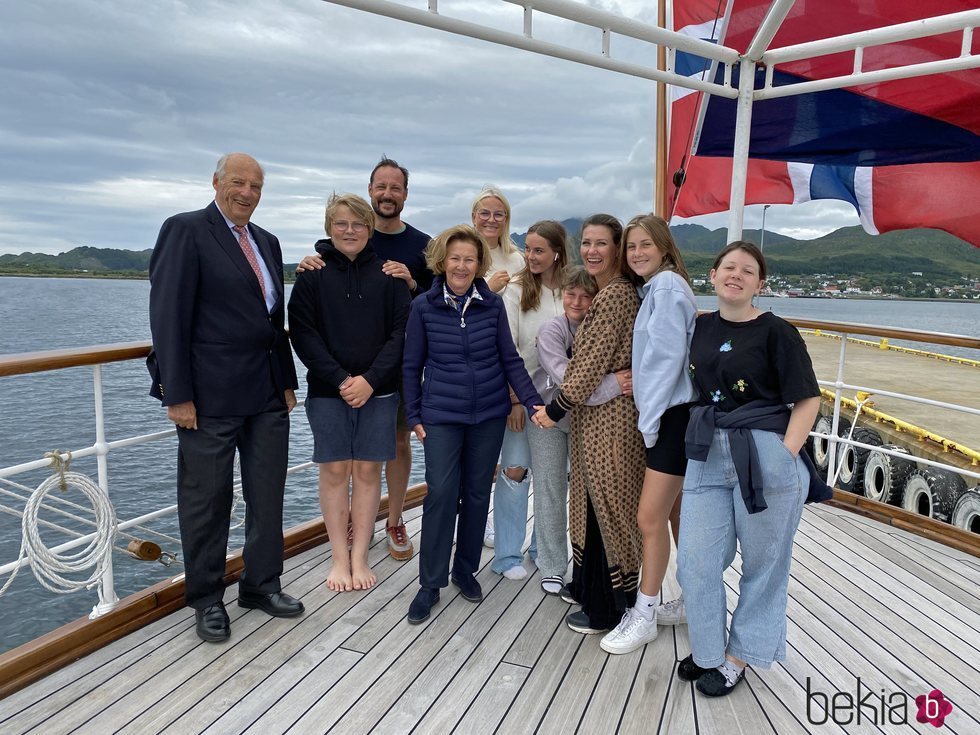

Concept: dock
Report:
left=3, top=495, right=978, bottom=734
left=802, top=333, right=979, bottom=455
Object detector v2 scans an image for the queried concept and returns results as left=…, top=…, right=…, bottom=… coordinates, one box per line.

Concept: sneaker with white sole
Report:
left=600, top=608, right=658, bottom=654
left=502, top=565, right=527, bottom=580
left=483, top=519, right=495, bottom=548
left=656, top=596, right=686, bottom=625
left=565, top=610, right=609, bottom=635
left=386, top=520, right=414, bottom=561
left=559, top=583, right=579, bottom=605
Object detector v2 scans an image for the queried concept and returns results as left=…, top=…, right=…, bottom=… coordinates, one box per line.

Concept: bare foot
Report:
left=326, top=561, right=353, bottom=592
left=351, top=560, right=377, bottom=590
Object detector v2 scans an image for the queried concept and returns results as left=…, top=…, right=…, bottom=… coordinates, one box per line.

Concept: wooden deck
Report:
left=2, top=497, right=978, bottom=735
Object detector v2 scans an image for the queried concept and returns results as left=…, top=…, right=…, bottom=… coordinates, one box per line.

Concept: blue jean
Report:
left=677, top=429, right=807, bottom=669
left=491, top=421, right=533, bottom=573
left=419, top=417, right=507, bottom=589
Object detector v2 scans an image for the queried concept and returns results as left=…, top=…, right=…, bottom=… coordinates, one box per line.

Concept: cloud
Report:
left=0, top=0, right=858, bottom=261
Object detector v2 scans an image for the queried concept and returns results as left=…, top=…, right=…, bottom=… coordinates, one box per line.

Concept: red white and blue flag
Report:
left=668, top=0, right=980, bottom=247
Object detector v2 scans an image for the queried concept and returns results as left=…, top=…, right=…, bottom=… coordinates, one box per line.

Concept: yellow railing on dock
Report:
left=821, top=388, right=980, bottom=466
left=802, top=329, right=980, bottom=368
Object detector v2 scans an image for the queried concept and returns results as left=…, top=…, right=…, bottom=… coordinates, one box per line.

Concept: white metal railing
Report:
left=0, top=351, right=320, bottom=622
left=812, top=326, right=979, bottom=484
left=321, top=0, right=740, bottom=95
left=320, top=2, right=980, bottom=248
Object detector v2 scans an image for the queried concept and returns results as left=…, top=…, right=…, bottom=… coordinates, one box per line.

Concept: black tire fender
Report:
left=951, top=490, right=980, bottom=534
left=862, top=445, right=914, bottom=505
left=838, top=428, right=883, bottom=494
left=902, top=468, right=967, bottom=524
left=811, top=415, right=834, bottom=471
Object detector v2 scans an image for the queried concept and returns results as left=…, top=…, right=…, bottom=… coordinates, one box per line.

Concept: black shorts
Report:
left=645, top=402, right=693, bottom=476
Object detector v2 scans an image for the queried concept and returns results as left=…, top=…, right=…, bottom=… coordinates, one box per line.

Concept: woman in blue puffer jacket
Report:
left=402, top=224, right=542, bottom=625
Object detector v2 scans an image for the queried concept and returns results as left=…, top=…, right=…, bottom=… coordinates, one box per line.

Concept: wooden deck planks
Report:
left=451, top=661, right=531, bottom=734
left=495, top=599, right=582, bottom=732
left=409, top=571, right=545, bottom=734
left=794, top=517, right=980, bottom=650
left=817, top=509, right=980, bottom=599
left=808, top=510, right=980, bottom=615
left=3, top=500, right=979, bottom=735
left=613, top=628, right=677, bottom=734
left=157, top=527, right=423, bottom=735
left=534, top=635, right=607, bottom=734
left=363, top=576, right=522, bottom=734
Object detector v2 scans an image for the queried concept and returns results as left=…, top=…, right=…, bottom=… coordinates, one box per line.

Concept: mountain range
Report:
left=1, top=224, right=977, bottom=279
left=518, top=220, right=979, bottom=279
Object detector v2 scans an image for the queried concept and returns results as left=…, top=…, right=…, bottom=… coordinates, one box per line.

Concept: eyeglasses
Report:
left=332, top=220, right=368, bottom=233
left=477, top=210, right=507, bottom=223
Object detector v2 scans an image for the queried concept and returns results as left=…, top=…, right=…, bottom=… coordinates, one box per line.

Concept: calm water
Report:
left=0, top=277, right=976, bottom=651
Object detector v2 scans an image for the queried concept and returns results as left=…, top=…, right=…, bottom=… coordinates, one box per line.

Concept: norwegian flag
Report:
left=668, top=0, right=980, bottom=247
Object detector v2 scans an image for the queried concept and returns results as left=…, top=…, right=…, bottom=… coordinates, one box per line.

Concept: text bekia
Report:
left=805, top=678, right=951, bottom=727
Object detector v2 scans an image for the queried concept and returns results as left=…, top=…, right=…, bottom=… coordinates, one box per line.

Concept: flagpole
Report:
left=655, top=0, right=668, bottom=218
left=760, top=204, right=770, bottom=250
left=726, top=58, right=755, bottom=242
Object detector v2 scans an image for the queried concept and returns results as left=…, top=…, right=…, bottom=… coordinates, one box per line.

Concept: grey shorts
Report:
left=306, top=393, right=398, bottom=463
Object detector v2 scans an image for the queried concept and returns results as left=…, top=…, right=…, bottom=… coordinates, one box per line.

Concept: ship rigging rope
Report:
left=829, top=394, right=875, bottom=488
left=0, top=452, right=116, bottom=597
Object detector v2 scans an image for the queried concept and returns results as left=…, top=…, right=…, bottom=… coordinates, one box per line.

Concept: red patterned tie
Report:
left=233, top=225, right=266, bottom=298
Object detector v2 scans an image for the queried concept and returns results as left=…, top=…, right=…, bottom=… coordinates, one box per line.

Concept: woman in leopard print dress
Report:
left=534, top=214, right=646, bottom=634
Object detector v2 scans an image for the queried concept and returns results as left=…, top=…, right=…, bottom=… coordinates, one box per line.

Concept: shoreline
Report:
left=1, top=272, right=975, bottom=303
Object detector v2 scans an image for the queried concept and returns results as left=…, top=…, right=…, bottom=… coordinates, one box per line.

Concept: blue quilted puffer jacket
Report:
left=403, top=276, right=541, bottom=428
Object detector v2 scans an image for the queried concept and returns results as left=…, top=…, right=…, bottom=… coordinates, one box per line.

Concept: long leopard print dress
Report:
left=555, top=276, right=645, bottom=610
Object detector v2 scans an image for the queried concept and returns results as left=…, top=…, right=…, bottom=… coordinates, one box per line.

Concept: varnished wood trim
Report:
left=1, top=316, right=977, bottom=379
left=826, top=489, right=980, bottom=557
left=0, top=341, right=152, bottom=377
left=691, top=312, right=980, bottom=350
left=0, top=484, right=427, bottom=699
left=786, top=318, right=980, bottom=349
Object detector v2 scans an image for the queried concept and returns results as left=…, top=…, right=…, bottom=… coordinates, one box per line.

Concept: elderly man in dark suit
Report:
left=149, top=152, right=304, bottom=642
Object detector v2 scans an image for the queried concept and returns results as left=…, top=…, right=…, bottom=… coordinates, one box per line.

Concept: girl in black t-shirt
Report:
left=675, top=241, right=821, bottom=698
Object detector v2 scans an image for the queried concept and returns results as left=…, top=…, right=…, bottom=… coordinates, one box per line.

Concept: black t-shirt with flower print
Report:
left=689, top=311, right=819, bottom=409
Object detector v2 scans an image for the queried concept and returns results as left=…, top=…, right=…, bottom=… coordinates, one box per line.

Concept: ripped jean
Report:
left=491, top=420, right=533, bottom=573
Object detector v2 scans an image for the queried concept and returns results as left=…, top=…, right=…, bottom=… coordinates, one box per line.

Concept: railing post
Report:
left=825, top=334, right=849, bottom=484
left=90, top=364, right=119, bottom=617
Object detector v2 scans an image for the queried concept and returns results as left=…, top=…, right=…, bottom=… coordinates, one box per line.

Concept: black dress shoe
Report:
left=408, top=587, right=440, bottom=625
left=237, top=590, right=305, bottom=618
left=451, top=572, right=483, bottom=603
left=196, top=602, right=230, bottom=643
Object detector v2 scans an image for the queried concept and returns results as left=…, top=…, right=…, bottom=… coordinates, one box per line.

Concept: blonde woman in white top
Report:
left=471, top=186, right=525, bottom=294
left=492, top=220, right=569, bottom=578
left=473, top=186, right=530, bottom=547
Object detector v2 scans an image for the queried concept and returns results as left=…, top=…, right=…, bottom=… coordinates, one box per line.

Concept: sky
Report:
left=0, top=0, right=861, bottom=262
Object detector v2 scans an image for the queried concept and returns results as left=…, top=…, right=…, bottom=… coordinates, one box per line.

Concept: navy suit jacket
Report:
left=148, top=201, right=298, bottom=416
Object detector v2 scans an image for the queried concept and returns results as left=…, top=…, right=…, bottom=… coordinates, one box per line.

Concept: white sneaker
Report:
left=600, top=608, right=658, bottom=654
left=656, top=596, right=686, bottom=626
left=502, top=565, right=527, bottom=580
left=483, top=519, right=495, bottom=548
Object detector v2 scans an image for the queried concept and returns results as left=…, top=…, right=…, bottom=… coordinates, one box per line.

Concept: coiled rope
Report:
left=0, top=451, right=117, bottom=597
left=0, top=477, right=183, bottom=560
